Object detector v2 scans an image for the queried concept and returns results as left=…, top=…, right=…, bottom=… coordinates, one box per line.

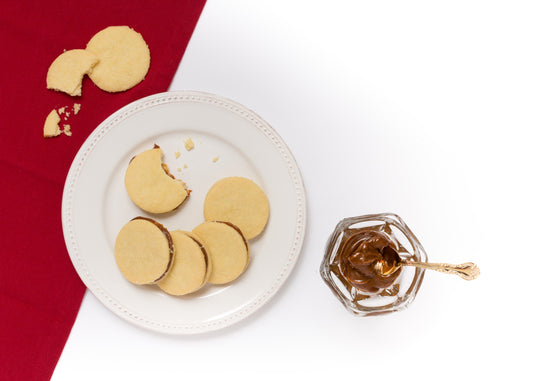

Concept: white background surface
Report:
left=53, top=1, right=532, bottom=380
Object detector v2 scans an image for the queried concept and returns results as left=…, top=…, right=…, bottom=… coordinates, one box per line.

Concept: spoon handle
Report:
left=401, top=261, right=480, bottom=280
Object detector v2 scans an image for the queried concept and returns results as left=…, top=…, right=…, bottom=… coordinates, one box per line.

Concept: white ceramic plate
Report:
left=62, top=91, right=306, bottom=334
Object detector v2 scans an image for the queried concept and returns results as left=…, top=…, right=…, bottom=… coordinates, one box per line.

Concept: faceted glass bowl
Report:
left=320, top=213, right=427, bottom=316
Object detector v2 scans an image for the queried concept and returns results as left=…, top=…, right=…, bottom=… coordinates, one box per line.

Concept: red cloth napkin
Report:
left=0, top=1, right=206, bottom=379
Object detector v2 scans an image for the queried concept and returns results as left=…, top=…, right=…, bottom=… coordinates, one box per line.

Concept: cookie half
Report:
left=125, top=145, right=189, bottom=213
left=192, top=221, right=249, bottom=285
left=43, top=109, right=61, bottom=138
left=157, top=231, right=211, bottom=296
left=204, top=177, right=269, bottom=239
left=86, top=26, right=150, bottom=92
left=114, top=217, right=174, bottom=285
left=46, top=49, right=99, bottom=96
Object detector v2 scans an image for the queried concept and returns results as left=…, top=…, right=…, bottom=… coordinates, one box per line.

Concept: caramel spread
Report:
left=336, top=228, right=401, bottom=293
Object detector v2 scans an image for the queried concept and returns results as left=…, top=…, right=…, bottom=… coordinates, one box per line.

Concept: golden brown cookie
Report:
left=125, top=145, right=189, bottom=213
left=46, top=49, right=99, bottom=96
left=43, top=109, right=61, bottom=138
left=157, top=231, right=211, bottom=296
left=114, top=217, right=174, bottom=285
left=204, top=177, right=269, bottom=239
left=86, top=26, right=150, bottom=92
left=192, top=221, right=249, bottom=285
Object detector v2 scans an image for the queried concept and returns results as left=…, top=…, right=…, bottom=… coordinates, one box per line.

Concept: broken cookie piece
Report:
left=43, top=109, right=61, bottom=138
left=46, top=49, right=99, bottom=96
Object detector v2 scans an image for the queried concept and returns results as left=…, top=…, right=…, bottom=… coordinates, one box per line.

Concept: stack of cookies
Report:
left=114, top=145, right=269, bottom=296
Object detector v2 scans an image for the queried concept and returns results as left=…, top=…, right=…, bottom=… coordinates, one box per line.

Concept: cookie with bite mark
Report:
left=125, top=145, right=189, bottom=213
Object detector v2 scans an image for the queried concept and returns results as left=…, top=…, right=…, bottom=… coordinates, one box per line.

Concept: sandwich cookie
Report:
left=157, top=231, right=212, bottom=296
left=125, top=145, right=189, bottom=213
left=114, top=217, right=174, bottom=285
left=192, top=221, right=249, bottom=285
left=204, top=177, right=269, bottom=240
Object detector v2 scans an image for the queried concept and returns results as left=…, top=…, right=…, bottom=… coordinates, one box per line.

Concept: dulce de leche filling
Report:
left=338, top=229, right=401, bottom=294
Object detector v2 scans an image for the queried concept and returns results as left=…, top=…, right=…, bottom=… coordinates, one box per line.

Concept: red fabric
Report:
left=0, top=1, right=206, bottom=379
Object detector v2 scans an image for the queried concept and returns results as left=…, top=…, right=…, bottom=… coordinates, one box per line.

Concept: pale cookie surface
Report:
left=115, top=218, right=173, bottom=285
left=204, top=177, right=269, bottom=239
left=157, top=231, right=211, bottom=296
left=86, top=26, right=150, bottom=92
left=125, top=146, right=188, bottom=213
left=46, top=49, right=99, bottom=96
left=192, top=221, right=249, bottom=285
left=43, top=109, right=61, bottom=138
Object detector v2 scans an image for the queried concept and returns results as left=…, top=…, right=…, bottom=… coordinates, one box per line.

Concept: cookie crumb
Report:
left=174, top=151, right=181, bottom=158
left=177, top=167, right=182, bottom=172
left=73, top=103, right=81, bottom=115
left=57, top=107, right=65, bottom=115
left=183, top=163, right=188, bottom=169
left=184, top=137, right=194, bottom=151
left=63, top=125, right=72, bottom=136
left=212, top=156, right=219, bottom=163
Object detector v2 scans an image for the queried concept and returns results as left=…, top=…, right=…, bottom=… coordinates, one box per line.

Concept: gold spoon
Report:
left=379, top=246, right=480, bottom=281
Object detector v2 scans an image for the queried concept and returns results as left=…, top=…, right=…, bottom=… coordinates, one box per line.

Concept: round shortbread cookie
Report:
left=86, top=26, right=150, bottom=92
left=114, top=217, right=174, bottom=285
left=125, top=145, right=189, bottom=213
left=204, top=177, right=269, bottom=240
left=157, top=231, right=211, bottom=296
left=192, top=221, right=249, bottom=285
left=46, top=49, right=99, bottom=96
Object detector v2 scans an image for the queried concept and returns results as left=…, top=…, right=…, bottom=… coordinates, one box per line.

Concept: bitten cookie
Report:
left=46, top=49, right=99, bottom=96
left=125, top=145, right=189, bottom=213
left=114, top=217, right=174, bottom=285
left=204, top=177, right=269, bottom=239
left=157, top=231, right=211, bottom=296
left=192, top=221, right=249, bottom=285
left=86, top=26, right=150, bottom=92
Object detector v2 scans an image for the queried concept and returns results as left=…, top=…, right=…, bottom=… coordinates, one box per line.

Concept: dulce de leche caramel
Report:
left=337, top=228, right=401, bottom=294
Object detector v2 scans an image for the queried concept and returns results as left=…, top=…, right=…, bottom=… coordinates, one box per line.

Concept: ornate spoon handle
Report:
left=401, top=261, right=480, bottom=280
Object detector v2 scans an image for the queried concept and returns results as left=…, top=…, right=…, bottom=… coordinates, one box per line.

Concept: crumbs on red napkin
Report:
left=44, top=26, right=151, bottom=137
left=0, top=1, right=207, bottom=380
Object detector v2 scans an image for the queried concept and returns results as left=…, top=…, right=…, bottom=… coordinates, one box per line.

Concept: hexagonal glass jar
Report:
left=320, top=213, right=427, bottom=316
